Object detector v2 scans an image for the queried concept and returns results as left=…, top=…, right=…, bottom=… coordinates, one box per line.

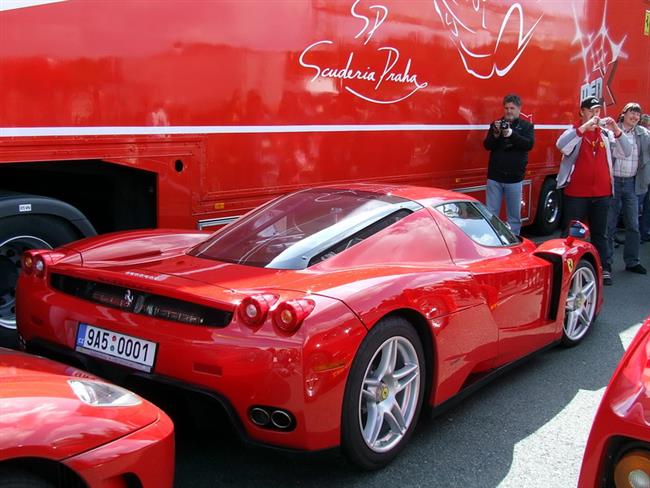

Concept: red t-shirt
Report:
left=564, top=126, right=612, bottom=198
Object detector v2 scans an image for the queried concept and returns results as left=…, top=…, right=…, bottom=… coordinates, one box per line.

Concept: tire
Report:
left=561, top=259, right=598, bottom=347
left=0, top=215, right=78, bottom=330
left=0, top=468, right=55, bottom=488
left=341, top=316, right=426, bottom=470
left=531, top=178, right=562, bottom=235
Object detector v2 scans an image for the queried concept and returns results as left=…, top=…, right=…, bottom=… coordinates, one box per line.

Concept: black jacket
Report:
left=483, top=118, right=535, bottom=183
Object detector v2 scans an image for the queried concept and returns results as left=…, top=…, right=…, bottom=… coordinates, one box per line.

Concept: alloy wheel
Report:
left=564, top=264, right=597, bottom=341
left=358, top=336, right=421, bottom=453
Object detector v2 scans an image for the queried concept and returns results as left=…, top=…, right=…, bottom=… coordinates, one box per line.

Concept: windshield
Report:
left=189, top=188, right=421, bottom=269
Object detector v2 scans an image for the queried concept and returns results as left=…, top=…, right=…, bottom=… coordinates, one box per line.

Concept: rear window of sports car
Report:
left=189, top=188, right=421, bottom=269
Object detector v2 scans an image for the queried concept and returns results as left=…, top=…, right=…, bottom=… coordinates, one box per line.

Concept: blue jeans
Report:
left=486, top=179, right=522, bottom=234
left=640, top=188, right=650, bottom=238
left=606, top=176, right=640, bottom=268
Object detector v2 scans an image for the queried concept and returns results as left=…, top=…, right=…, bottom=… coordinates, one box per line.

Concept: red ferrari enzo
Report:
left=16, top=184, right=601, bottom=469
left=0, top=347, right=174, bottom=487
left=579, top=316, right=650, bottom=487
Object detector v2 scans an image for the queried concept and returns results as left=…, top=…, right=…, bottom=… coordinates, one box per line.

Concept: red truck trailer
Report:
left=1, top=0, right=649, bottom=329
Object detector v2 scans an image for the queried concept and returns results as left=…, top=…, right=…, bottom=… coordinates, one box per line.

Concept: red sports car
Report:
left=16, top=184, right=602, bottom=469
left=579, top=316, right=650, bottom=487
left=0, top=347, right=174, bottom=487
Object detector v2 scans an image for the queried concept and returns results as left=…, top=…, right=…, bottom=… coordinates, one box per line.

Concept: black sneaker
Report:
left=626, top=264, right=648, bottom=274
left=603, top=270, right=613, bottom=285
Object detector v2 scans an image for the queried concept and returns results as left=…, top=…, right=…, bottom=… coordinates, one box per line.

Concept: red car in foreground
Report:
left=17, top=184, right=602, bottom=469
left=579, top=317, right=650, bottom=487
left=0, top=347, right=174, bottom=487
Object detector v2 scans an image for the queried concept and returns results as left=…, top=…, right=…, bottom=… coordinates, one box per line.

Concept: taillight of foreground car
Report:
left=613, top=449, right=650, bottom=488
left=21, top=251, right=43, bottom=277
left=237, top=295, right=315, bottom=333
left=21, top=250, right=66, bottom=278
left=272, top=299, right=315, bottom=333
left=238, top=294, right=278, bottom=327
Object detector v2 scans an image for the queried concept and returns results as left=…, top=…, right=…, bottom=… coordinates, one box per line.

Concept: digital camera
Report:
left=499, top=120, right=510, bottom=130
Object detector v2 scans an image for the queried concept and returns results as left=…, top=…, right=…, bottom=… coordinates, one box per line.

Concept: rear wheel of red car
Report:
left=0, top=468, right=55, bottom=488
left=341, top=316, right=425, bottom=470
left=562, top=259, right=598, bottom=347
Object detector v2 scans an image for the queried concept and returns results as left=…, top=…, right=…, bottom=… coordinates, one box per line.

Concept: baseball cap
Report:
left=580, top=96, right=602, bottom=109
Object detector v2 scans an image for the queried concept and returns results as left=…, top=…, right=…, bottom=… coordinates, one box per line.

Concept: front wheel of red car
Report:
left=0, top=468, right=55, bottom=488
left=561, top=259, right=598, bottom=347
left=341, top=316, right=425, bottom=470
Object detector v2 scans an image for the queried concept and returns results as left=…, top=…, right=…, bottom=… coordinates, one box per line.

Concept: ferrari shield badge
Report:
left=567, top=258, right=574, bottom=273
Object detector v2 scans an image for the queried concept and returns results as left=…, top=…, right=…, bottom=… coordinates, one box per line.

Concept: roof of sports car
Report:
left=324, top=183, right=477, bottom=206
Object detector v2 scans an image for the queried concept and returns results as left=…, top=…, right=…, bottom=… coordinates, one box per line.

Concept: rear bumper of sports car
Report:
left=17, top=279, right=367, bottom=451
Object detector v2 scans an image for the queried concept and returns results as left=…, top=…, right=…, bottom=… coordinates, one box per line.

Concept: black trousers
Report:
left=561, top=195, right=611, bottom=270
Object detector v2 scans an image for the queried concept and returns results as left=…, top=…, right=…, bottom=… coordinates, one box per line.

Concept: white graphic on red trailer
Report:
left=571, top=0, right=627, bottom=107
left=432, top=0, right=543, bottom=80
left=299, top=0, right=428, bottom=105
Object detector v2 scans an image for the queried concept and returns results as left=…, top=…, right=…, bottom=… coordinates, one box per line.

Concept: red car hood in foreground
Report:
left=0, top=347, right=162, bottom=461
left=579, top=317, right=650, bottom=487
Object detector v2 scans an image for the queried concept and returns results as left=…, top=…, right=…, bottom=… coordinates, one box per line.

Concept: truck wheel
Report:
left=0, top=215, right=78, bottom=330
left=341, top=316, right=425, bottom=470
left=531, top=178, right=562, bottom=235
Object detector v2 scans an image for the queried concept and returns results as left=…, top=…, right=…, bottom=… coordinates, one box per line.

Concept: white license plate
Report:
left=75, top=323, right=157, bottom=372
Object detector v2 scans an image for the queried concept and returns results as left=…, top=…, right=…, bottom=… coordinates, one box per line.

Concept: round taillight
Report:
left=279, top=308, right=294, bottom=325
left=238, top=294, right=278, bottom=327
left=272, top=299, right=315, bottom=333
left=614, top=450, right=650, bottom=488
left=34, top=256, right=46, bottom=278
left=245, top=303, right=259, bottom=319
left=21, top=254, right=34, bottom=275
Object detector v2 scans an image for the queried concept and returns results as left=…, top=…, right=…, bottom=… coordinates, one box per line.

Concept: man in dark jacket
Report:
left=483, top=93, right=535, bottom=234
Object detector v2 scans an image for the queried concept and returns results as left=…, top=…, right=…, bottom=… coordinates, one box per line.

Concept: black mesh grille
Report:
left=51, top=273, right=233, bottom=327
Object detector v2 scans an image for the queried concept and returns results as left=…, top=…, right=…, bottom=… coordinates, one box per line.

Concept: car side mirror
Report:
left=566, top=220, right=590, bottom=246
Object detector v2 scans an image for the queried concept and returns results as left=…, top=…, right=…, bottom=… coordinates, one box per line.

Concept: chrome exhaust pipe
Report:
left=270, top=409, right=292, bottom=430
left=250, top=407, right=270, bottom=426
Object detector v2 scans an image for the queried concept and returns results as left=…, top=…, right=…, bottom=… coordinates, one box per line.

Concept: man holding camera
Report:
left=483, top=94, right=534, bottom=235
left=556, top=96, right=632, bottom=285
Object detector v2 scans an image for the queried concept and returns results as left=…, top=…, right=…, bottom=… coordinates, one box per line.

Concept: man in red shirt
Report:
left=556, top=97, right=632, bottom=285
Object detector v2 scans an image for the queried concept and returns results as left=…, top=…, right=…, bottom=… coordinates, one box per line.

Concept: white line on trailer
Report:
left=0, top=124, right=571, bottom=137
left=0, top=0, right=66, bottom=12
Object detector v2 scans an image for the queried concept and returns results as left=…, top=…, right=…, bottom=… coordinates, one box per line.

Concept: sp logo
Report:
left=567, top=258, right=574, bottom=273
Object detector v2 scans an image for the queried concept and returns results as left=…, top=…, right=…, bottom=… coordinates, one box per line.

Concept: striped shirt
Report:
left=613, top=129, right=638, bottom=177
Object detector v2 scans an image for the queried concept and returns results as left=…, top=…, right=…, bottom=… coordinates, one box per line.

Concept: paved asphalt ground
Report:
left=3, top=234, right=648, bottom=487
left=171, top=235, right=650, bottom=488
